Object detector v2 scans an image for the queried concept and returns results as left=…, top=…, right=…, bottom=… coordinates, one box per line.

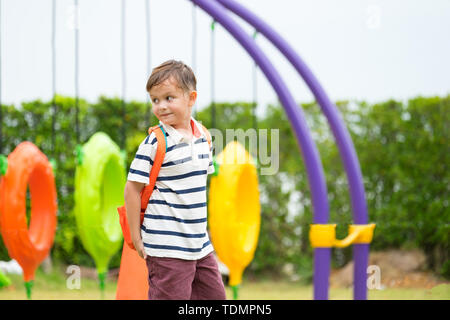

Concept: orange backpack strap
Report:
left=200, top=124, right=212, bottom=150
left=140, top=124, right=167, bottom=211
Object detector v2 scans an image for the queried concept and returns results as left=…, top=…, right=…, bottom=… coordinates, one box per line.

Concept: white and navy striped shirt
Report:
left=127, top=117, right=215, bottom=260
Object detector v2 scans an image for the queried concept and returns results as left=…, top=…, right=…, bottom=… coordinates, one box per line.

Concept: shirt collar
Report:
left=159, top=117, right=205, bottom=144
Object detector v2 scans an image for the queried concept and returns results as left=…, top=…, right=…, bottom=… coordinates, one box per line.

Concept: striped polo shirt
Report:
left=127, top=117, right=215, bottom=260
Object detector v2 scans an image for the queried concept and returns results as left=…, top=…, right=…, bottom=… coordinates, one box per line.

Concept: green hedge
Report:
left=0, top=94, right=448, bottom=280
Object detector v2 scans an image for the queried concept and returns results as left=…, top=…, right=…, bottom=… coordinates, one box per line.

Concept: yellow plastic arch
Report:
left=208, top=141, right=261, bottom=287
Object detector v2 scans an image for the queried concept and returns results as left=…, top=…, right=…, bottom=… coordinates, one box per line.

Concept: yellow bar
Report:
left=348, top=223, right=376, bottom=244
left=310, top=223, right=376, bottom=248
left=309, top=224, right=336, bottom=248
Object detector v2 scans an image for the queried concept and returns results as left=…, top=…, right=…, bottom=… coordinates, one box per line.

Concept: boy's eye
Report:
left=153, top=98, right=159, bottom=103
left=167, top=96, right=174, bottom=101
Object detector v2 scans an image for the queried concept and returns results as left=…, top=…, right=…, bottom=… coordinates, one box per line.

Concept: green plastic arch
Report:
left=74, top=132, right=125, bottom=275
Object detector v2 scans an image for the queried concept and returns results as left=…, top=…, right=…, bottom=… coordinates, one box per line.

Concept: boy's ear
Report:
left=189, top=90, right=197, bottom=106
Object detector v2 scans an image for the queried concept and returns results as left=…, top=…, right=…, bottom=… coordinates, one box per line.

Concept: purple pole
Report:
left=215, top=0, right=370, bottom=299
left=313, top=248, right=331, bottom=300
left=189, top=0, right=331, bottom=299
left=354, top=244, right=369, bottom=300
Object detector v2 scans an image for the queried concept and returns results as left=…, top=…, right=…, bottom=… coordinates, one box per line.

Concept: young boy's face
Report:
left=149, top=77, right=197, bottom=129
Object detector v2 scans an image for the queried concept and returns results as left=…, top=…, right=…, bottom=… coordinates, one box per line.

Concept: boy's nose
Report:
left=158, top=102, right=168, bottom=110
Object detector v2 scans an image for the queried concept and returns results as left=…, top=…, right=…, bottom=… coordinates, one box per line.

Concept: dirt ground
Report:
left=329, top=249, right=449, bottom=289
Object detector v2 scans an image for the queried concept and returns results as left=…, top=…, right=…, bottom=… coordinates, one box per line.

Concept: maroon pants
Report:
left=145, top=252, right=226, bottom=300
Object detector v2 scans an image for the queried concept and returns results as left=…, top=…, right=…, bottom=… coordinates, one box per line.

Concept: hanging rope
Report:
left=145, top=0, right=152, bottom=127
left=73, top=0, right=84, bottom=165
left=51, top=0, right=56, bottom=153
left=0, top=0, right=3, bottom=156
left=50, top=0, right=57, bottom=169
left=120, top=0, right=126, bottom=150
left=192, top=3, right=197, bottom=118
left=210, top=20, right=216, bottom=129
left=74, top=0, right=80, bottom=149
left=0, top=0, right=6, bottom=177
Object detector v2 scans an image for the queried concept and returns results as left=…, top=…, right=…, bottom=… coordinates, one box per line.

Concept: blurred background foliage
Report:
left=0, top=94, right=448, bottom=281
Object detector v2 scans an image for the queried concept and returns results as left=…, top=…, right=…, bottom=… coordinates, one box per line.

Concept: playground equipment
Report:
left=70, top=0, right=129, bottom=297
left=0, top=0, right=376, bottom=300
left=0, top=142, right=57, bottom=299
left=0, top=0, right=127, bottom=298
left=74, top=132, right=126, bottom=295
left=190, top=0, right=375, bottom=299
left=208, top=141, right=261, bottom=299
left=0, top=0, right=59, bottom=298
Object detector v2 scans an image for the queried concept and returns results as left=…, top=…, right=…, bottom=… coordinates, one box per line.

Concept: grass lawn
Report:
left=233, top=280, right=450, bottom=300
left=0, top=267, right=448, bottom=300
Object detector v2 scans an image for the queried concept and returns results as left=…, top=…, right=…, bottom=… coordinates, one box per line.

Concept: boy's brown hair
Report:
left=146, top=60, right=197, bottom=93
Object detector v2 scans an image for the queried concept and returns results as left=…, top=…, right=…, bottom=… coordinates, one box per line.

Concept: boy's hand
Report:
left=124, top=180, right=147, bottom=260
left=133, top=238, right=147, bottom=260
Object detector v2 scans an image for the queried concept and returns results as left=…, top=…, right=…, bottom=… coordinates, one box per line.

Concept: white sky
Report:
left=2, top=0, right=450, bottom=116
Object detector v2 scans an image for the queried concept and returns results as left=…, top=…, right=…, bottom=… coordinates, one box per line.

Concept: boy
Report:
left=124, top=60, right=226, bottom=300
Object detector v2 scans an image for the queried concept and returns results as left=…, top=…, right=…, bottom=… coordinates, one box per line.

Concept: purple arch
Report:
left=190, top=0, right=333, bottom=300
left=214, top=0, right=370, bottom=300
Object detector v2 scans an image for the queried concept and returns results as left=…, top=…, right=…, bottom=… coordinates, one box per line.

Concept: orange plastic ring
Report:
left=0, top=142, right=57, bottom=282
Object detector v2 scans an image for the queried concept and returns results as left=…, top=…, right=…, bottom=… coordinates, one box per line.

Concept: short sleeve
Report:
left=127, top=134, right=157, bottom=185
left=207, top=142, right=215, bottom=175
